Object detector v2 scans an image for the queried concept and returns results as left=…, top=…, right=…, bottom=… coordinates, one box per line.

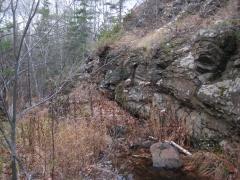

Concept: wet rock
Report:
left=150, top=142, right=182, bottom=170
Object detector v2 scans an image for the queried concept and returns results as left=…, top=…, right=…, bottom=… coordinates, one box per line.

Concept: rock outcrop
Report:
left=85, top=0, right=240, bottom=145
left=97, top=28, right=239, bottom=140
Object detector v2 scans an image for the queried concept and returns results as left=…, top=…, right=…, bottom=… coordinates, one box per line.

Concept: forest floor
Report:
left=1, top=80, right=238, bottom=179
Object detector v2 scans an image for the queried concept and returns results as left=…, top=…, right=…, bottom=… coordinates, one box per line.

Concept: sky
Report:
left=0, top=0, right=145, bottom=30
left=47, top=0, right=144, bottom=15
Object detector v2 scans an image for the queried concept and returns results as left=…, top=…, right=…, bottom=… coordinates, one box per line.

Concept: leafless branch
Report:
left=16, top=0, right=40, bottom=65
left=18, top=0, right=76, bottom=65
left=18, top=80, right=68, bottom=117
left=0, top=0, right=11, bottom=24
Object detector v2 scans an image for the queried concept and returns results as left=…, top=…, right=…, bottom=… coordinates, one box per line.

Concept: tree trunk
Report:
left=11, top=0, right=19, bottom=178
left=25, top=36, right=32, bottom=106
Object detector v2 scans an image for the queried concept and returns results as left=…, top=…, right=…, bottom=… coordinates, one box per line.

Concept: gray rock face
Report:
left=197, top=78, right=240, bottom=120
left=150, top=142, right=182, bottom=170
left=96, top=27, right=240, bottom=141
left=90, top=0, right=240, bottom=143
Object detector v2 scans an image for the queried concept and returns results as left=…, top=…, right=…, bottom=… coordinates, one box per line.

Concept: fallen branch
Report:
left=165, top=140, right=192, bottom=156
left=132, top=154, right=150, bottom=159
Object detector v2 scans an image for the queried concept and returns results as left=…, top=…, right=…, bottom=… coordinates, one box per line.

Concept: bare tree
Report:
left=2, top=0, right=40, bottom=179
left=0, top=0, right=137, bottom=178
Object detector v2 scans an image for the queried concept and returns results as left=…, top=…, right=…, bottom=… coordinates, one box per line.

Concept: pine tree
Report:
left=65, top=0, right=92, bottom=63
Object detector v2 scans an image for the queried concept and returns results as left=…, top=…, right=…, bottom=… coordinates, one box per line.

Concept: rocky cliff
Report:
left=85, top=0, right=240, bottom=144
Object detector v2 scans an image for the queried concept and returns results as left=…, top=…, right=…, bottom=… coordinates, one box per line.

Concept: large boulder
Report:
left=150, top=142, right=182, bottom=170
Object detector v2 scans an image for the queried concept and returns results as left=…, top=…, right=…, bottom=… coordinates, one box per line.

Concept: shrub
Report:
left=96, top=24, right=123, bottom=48
left=123, top=11, right=134, bottom=22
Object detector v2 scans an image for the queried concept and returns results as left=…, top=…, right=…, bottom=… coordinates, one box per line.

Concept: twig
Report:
left=165, top=140, right=192, bottom=156
left=18, top=80, right=68, bottom=117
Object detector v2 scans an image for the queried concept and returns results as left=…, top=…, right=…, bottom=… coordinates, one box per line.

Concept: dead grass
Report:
left=1, top=1, right=240, bottom=179
left=5, top=82, right=138, bottom=179
left=16, top=114, right=111, bottom=179
left=149, top=103, right=190, bottom=147
left=184, top=151, right=239, bottom=180
left=121, top=0, right=239, bottom=51
left=1, top=81, right=239, bottom=179
left=135, top=28, right=169, bottom=49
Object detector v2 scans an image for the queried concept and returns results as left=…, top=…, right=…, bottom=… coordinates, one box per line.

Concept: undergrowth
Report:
left=149, top=102, right=190, bottom=147
left=0, top=82, right=239, bottom=179
left=0, top=83, right=139, bottom=179
left=96, top=24, right=123, bottom=48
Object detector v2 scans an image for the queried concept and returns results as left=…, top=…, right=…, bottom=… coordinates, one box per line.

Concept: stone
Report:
left=197, top=78, right=240, bottom=120
left=198, top=73, right=214, bottom=83
left=179, top=52, right=194, bottom=70
left=150, top=142, right=182, bottom=170
left=233, top=55, right=240, bottom=68
left=156, top=77, right=197, bottom=103
left=101, top=68, right=130, bottom=89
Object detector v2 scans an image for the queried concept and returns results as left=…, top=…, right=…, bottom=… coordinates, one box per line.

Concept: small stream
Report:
left=114, top=149, right=204, bottom=180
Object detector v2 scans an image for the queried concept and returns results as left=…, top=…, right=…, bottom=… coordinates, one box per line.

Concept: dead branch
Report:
left=165, top=140, right=192, bottom=156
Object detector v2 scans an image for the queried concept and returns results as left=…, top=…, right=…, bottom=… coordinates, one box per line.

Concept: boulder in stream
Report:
left=150, top=142, right=182, bottom=170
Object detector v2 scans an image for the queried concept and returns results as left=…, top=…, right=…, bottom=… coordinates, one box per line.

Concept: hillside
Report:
left=91, top=0, right=240, bottom=144
left=0, top=0, right=240, bottom=179
left=82, top=0, right=240, bottom=178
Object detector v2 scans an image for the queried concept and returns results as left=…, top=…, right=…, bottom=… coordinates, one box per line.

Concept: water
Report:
left=114, top=149, right=204, bottom=180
